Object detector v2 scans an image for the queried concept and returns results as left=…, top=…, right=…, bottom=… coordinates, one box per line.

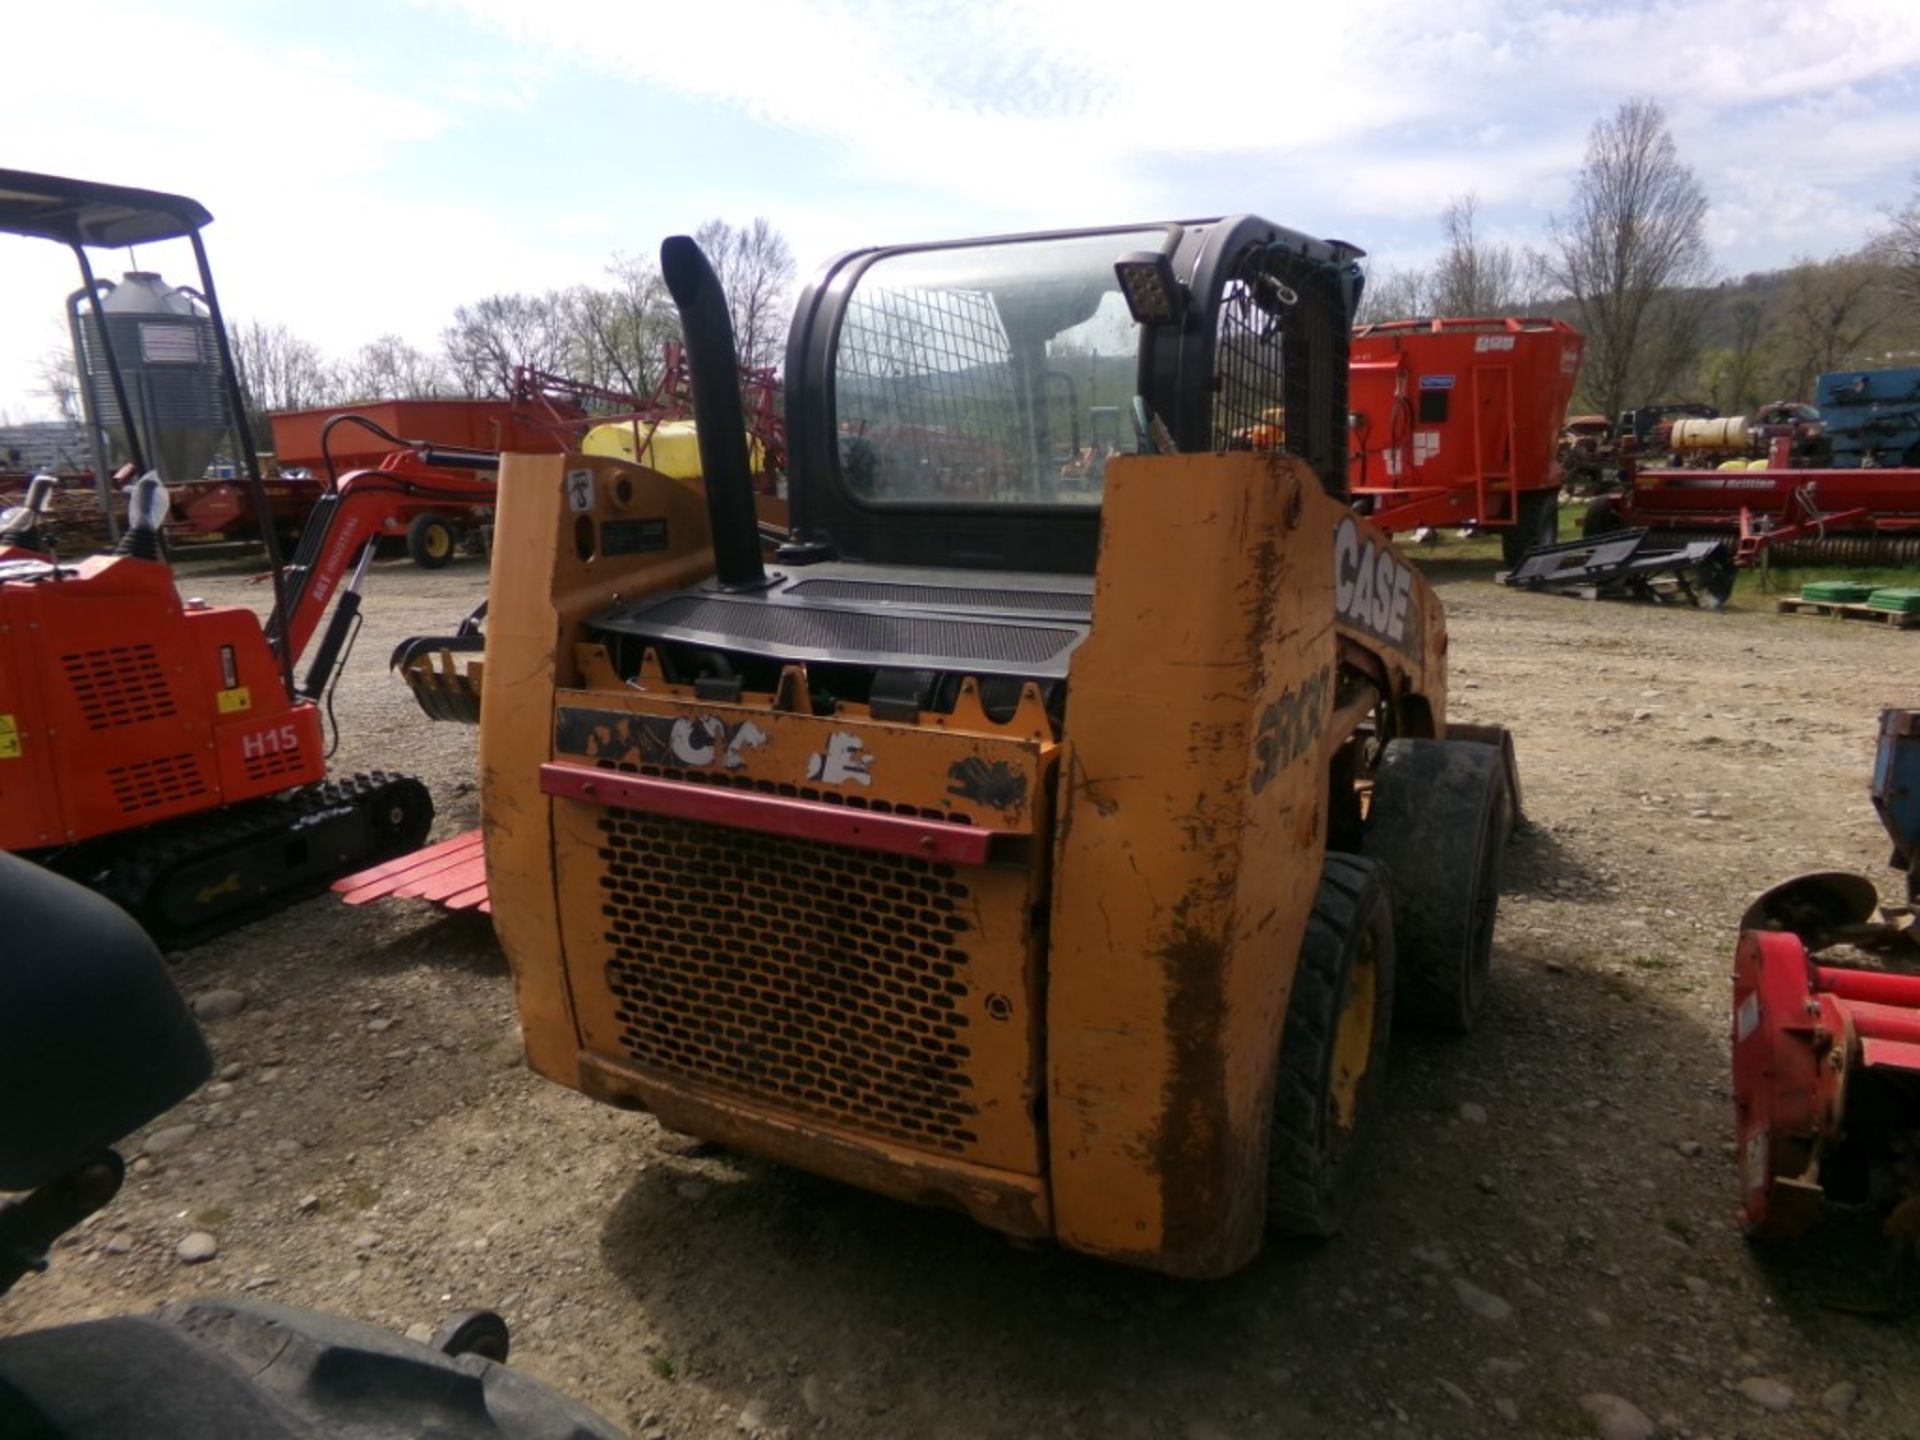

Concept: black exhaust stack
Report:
left=660, top=235, right=770, bottom=592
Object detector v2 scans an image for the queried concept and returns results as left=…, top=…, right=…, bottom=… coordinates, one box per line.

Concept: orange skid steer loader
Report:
left=474, top=219, right=1519, bottom=1277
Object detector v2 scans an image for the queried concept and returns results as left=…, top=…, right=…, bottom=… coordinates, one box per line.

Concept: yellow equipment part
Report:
left=480, top=446, right=1450, bottom=1277
left=582, top=418, right=765, bottom=477
left=581, top=418, right=787, bottom=532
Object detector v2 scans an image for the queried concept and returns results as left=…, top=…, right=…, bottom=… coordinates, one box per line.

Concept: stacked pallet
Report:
left=1778, top=582, right=1920, bottom=629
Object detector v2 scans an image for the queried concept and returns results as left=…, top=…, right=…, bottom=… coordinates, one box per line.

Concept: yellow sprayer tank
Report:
left=581, top=418, right=765, bottom=478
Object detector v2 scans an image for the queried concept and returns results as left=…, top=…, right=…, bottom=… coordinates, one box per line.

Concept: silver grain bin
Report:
left=70, top=271, right=229, bottom=483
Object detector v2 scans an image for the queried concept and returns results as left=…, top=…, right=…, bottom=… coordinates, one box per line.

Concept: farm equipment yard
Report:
left=7, top=545, right=1916, bottom=1440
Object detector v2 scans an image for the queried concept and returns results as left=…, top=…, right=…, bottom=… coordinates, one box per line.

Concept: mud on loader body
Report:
left=479, top=219, right=1517, bottom=1277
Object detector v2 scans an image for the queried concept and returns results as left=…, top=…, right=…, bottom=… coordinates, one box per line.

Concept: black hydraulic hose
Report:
left=415, top=448, right=500, bottom=471
left=303, top=590, right=363, bottom=701
left=316, top=604, right=365, bottom=758
left=659, top=235, right=770, bottom=592
left=319, top=413, right=412, bottom=490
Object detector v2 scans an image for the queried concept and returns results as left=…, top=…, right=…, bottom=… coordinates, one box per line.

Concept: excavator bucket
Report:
left=390, top=605, right=485, bottom=724
left=395, top=646, right=483, bottom=724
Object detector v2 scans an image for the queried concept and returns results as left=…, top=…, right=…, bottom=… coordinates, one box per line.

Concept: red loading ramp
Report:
left=333, top=829, right=489, bottom=914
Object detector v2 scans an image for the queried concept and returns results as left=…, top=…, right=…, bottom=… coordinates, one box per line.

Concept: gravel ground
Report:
left=5, top=545, right=1919, bottom=1440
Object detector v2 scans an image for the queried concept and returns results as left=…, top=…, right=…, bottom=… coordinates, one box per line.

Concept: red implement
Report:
left=1612, top=461, right=1920, bottom=562
left=1732, top=929, right=1920, bottom=1239
left=333, top=829, right=490, bottom=914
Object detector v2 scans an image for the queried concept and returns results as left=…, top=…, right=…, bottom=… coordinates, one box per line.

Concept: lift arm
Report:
left=266, top=450, right=499, bottom=668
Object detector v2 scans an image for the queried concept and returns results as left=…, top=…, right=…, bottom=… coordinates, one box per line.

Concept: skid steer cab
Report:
left=480, top=218, right=1521, bottom=1277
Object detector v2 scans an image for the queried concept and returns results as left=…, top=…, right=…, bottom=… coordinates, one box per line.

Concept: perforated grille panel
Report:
left=595, top=810, right=983, bottom=1153
left=107, top=752, right=211, bottom=813
left=61, top=644, right=177, bottom=729
left=244, top=742, right=307, bottom=786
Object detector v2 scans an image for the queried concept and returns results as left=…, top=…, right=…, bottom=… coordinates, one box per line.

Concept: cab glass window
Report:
left=832, top=230, right=1167, bottom=506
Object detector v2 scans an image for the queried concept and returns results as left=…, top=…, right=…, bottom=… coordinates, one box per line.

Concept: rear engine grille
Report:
left=61, top=644, right=177, bottom=729
left=595, top=811, right=981, bottom=1152
left=107, top=752, right=211, bottom=813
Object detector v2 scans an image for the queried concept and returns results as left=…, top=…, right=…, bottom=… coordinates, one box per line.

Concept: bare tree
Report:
left=1768, top=255, right=1895, bottom=399
left=1429, top=194, right=1524, bottom=316
left=555, top=254, right=678, bottom=399
left=1354, top=265, right=1430, bottom=326
left=1873, top=177, right=1920, bottom=312
left=441, top=292, right=570, bottom=398
left=1541, top=99, right=1716, bottom=419
left=224, top=320, right=340, bottom=453
left=339, top=334, right=447, bottom=401
left=1697, top=296, right=1770, bottom=414
left=692, top=218, right=796, bottom=371
left=34, top=344, right=82, bottom=425
left=227, top=320, right=337, bottom=415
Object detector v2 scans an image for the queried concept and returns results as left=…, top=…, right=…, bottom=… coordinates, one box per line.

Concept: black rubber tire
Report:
left=431, top=1308, right=510, bottom=1362
left=1360, top=739, right=1510, bottom=1033
left=1582, top=494, right=1625, bottom=538
left=1266, top=853, right=1396, bottom=1237
left=407, top=512, right=457, bottom=569
left=1501, top=489, right=1559, bottom=567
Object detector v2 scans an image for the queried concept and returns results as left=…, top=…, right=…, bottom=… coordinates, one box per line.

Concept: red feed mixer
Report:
left=1347, top=317, right=1583, bottom=566
left=1733, top=709, right=1920, bottom=1270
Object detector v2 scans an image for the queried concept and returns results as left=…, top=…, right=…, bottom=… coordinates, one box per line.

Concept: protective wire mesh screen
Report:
left=595, top=810, right=984, bottom=1154
left=836, top=285, right=1025, bottom=503
left=1211, top=245, right=1351, bottom=496
left=829, top=230, right=1157, bottom=508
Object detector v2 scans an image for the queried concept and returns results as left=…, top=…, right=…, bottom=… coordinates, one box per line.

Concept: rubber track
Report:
left=78, top=771, right=431, bottom=948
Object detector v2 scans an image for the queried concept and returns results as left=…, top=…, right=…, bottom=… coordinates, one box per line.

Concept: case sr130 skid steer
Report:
left=477, top=219, right=1519, bottom=1277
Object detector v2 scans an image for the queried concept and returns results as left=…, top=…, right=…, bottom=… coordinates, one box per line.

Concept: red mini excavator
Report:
left=0, top=169, right=439, bottom=944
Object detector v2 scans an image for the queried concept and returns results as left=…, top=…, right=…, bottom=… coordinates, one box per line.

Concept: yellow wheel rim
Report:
left=1328, top=933, right=1378, bottom=1132
left=425, top=525, right=451, bottom=558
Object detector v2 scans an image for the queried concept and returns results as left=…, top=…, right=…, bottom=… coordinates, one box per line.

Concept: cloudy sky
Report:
left=4, top=0, right=1918, bottom=418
